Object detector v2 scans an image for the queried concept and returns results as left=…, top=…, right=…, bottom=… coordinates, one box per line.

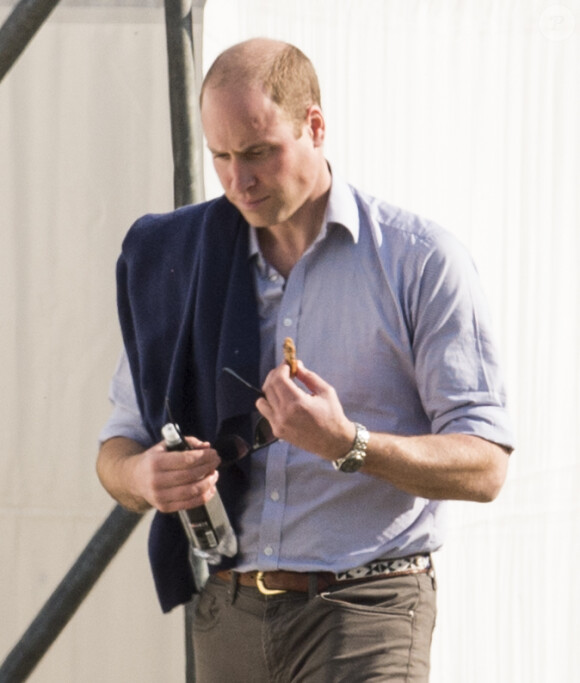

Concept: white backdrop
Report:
left=1, top=1, right=578, bottom=681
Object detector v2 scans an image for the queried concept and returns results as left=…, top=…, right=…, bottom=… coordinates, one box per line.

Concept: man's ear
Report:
left=306, top=105, right=326, bottom=147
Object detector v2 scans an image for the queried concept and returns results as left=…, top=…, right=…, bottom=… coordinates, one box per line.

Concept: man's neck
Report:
left=257, top=172, right=331, bottom=279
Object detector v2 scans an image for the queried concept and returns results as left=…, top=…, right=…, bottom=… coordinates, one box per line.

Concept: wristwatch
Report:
left=333, top=423, right=370, bottom=473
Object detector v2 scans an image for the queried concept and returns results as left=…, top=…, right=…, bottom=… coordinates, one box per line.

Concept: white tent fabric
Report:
left=1, top=1, right=578, bottom=681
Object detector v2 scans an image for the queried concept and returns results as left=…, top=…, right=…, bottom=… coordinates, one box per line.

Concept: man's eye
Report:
left=246, top=148, right=268, bottom=159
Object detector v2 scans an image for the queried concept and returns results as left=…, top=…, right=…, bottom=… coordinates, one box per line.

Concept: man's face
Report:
left=201, top=84, right=325, bottom=228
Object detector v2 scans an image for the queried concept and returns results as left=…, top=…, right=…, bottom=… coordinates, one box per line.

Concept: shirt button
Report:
left=270, top=490, right=280, bottom=502
left=269, top=273, right=279, bottom=282
left=264, top=546, right=274, bottom=556
left=283, top=317, right=293, bottom=327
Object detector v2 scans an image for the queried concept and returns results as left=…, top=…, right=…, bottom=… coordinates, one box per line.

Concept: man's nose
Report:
left=230, top=159, right=256, bottom=193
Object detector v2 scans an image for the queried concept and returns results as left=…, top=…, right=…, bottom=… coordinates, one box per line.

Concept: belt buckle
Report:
left=255, top=571, right=287, bottom=595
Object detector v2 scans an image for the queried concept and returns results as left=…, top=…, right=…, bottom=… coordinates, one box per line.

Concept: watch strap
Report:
left=332, top=423, right=370, bottom=473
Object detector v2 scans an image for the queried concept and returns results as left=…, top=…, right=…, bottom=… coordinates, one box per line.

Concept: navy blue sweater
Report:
left=117, top=196, right=261, bottom=612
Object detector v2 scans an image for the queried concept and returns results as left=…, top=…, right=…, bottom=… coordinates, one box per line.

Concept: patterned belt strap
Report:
left=335, top=554, right=432, bottom=581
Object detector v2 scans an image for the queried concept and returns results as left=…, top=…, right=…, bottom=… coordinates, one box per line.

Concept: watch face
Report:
left=339, top=452, right=365, bottom=473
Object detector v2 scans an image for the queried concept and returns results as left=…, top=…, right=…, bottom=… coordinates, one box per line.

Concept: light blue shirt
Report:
left=101, top=173, right=514, bottom=573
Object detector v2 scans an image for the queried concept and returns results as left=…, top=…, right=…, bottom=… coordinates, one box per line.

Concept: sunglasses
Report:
left=222, top=366, right=265, bottom=398
left=215, top=368, right=279, bottom=464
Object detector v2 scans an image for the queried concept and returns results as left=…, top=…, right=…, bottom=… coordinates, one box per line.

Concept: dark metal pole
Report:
left=0, top=505, right=142, bottom=682
left=163, top=2, right=207, bottom=678
left=164, top=0, right=206, bottom=207
left=0, top=0, right=62, bottom=83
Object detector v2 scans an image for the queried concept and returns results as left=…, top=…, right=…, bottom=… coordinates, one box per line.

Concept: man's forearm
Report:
left=257, top=362, right=510, bottom=503
left=361, top=432, right=510, bottom=502
left=96, top=436, right=152, bottom=513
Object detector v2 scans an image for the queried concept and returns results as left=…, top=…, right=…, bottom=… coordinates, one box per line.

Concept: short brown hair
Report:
left=201, top=39, right=321, bottom=132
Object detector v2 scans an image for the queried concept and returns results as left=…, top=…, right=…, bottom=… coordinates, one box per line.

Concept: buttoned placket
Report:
left=249, top=223, right=330, bottom=569
left=255, top=249, right=311, bottom=569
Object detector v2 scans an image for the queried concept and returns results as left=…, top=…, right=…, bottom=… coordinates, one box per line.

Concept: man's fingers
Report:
left=151, top=470, right=219, bottom=513
left=140, top=442, right=221, bottom=511
left=294, top=361, right=329, bottom=395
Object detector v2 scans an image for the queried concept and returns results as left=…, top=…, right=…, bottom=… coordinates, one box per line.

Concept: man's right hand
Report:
left=96, top=436, right=221, bottom=514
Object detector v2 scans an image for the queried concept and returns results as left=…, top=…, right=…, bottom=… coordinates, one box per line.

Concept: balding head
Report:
left=201, top=38, right=321, bottom=133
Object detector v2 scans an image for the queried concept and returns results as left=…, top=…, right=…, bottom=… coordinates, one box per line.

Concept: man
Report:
left=97, top=38, right=514, bottom=682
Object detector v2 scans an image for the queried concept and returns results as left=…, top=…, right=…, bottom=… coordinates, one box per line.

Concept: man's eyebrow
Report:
left=207, top=142, right=272, bottom=156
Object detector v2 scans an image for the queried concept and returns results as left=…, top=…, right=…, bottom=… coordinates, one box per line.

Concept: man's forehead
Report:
left=202, top=87, right=294, bottom=146
left=202, top=82, right=273, bottom=114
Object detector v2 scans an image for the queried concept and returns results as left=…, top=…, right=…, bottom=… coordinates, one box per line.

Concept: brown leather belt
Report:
left=215, top=555, right=432, bottom=596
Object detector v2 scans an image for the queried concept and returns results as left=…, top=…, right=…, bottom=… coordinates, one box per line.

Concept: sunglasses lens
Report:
left=214, top=434, right=251, bottom=463
left=254, top=417, right=275, bottom=448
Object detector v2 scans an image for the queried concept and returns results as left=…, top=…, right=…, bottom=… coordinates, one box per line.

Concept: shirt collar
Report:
left=248, top=168, right=360, bottom=263
left=323, top=170, right=360, bottom=242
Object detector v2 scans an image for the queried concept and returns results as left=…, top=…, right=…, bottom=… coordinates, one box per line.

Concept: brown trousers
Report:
left=192, top=571, right=437, bottom=682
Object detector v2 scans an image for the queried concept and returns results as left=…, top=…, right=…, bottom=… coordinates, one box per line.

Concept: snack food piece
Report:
left=283, top=337, right=298, bottom=378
